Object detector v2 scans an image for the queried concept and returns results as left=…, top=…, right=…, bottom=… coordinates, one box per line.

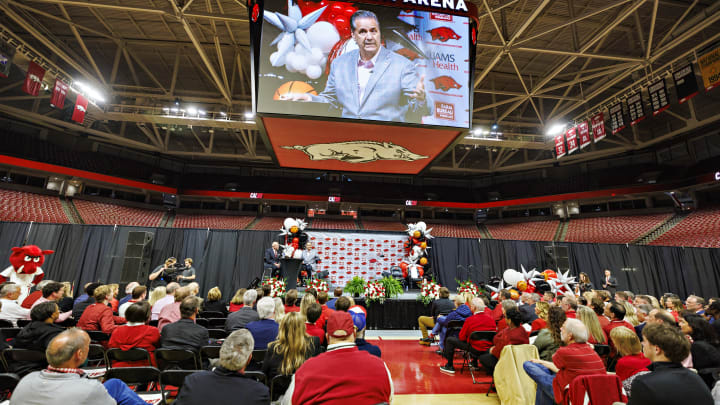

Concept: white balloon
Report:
left=290, top=53, right=308, bottom=72
left=277, top=33, right=295, bottom=54
left=305, top=21, right=340, bottom=54
left=309, top=48, right=324, bottom=64
left=283, top=217, right=296, bottom=230
left=417, top=221, right=427, bottom=231
left=306, top=64, right=322, bottom=79
left=503, top=269, right=524, bottom=286
left=270, top=51, right=286, bottom=67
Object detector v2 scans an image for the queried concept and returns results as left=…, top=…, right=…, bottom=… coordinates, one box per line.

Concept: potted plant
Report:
left=344, top=276, right=367, bottom=297
left=378, top=277, right=403, bottom=300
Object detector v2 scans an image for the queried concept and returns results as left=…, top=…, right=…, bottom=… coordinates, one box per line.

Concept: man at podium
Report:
left=264, top=242, right=283, bottom=278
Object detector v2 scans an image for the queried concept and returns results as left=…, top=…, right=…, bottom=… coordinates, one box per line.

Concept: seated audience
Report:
left=29, top=282, right=73, bottom=324
left=533, top=306, right=566, bottom=361
left=577, top=305, right=607, bottom=344
left=666, top=296, right=683, bottom=322
left=615, top=291, right=629, bottom=303
left=299, top=293, right=316, bottom=320
left=492, top=290, right=512, bottom=322
left=326, top=287, right=343, bottom=310
left=204, top=286, right=227, bottom=314
left=108, top=301, right=160, bottom=367
left=419, top=287, right=454, bottom=345
left=147, top=286, right=166, bottom=318
left=118, top=286, right=146, bottom=318
left=21, top=280, right=54, bottom=309
left=477, top=307, right=528, bottom=374
left=12, top=302, right=64, bottom=376
left=628, top=323, right=713, bottom=404
left=228, top=288, right=247, bottom=312
left=430, top=294, right=472, bottom=350
left=157, top=286, right=192, bottom=331
left=58, top=282, right=74, bottom=313
left=246, top=297, right=279, bottom=350
left=523, top=318, right=606, bottom=405
left=274, top=297, right=286, bottom=322
left=161, top=296, right=209, bottom=352
left=560, top=295, right=577, bottom=319
left=623, top=301, right=640, bottom=326
left=0, top=283, right=31, bottom=326
left=305, top=303, right=325, bottom=345
left=351, top=307, right=380, bottom=357
left=282, top=311, right=393, bottom=405
left=77, top=285, right=126, bottom=334
left=174, top=329, right=270, bottom=405
left=225, top=289, right=259, bottom=332
left=706, top=301, right=720, bottom=335
left=284, top=289, right=300, bottom=313
left=118, top=282, right=140, bottom=307
left=610, top=326, right=651, bottom=395
left=647, top=308, right=677, bottom=327
left=531, top=301, right=549, bottom=332
left=440, top=297, right=495, bottom=374
left=686, top=295, right=706, bottom=315
left=519, top=292, right=540, bottom=324
left=315, top=291, right=334, bottom=329
left=108, top=283, right=120, bottom=313
left=495, top=299, right=519, bottom=332
left=11, top=328, right=146, bottom=405
left=72, top=282, right=102, bottom=320
left=634, top=304, right=652, bottom=337
left=152, top=282, right=179, bottom=321
left=591, top=297, right=610, bottom=329
left=603, top=301, right=634, bottom=353
left=542, top=291, right=556, bottom=304
left=679, top=313, right=720, bottom=386
left=73, top=282, right=93, bottom=305
left=334, top=296, right=351, bottom=312
left=187, top=282, right=200, bottom=297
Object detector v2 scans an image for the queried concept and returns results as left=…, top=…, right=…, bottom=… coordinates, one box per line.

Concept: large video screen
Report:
left=256, top=2, right=471, bottom=128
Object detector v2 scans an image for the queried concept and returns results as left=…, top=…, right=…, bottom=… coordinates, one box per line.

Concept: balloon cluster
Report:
left=298, top=1, right=357, bottom=38
left=546, top=269, right=576, bottom=297
left=279, top=218, right=308, bottom=259
left=400, top=221, right=433, bottom=280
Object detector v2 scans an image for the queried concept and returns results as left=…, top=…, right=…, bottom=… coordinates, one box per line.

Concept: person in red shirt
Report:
left=577, top=305, right=608, bottom=345
left=591, top=297, right=611, bottom=329
left=228, top=288, right=247, bottom=313
left=440, top=297, right=497, bottom=374
left=305, top=303, right=325, bottom=345
left=315, top=291, right=334, bottom=329
left=523, top=318, right=607, bottom=405
left=531, top=302, right=550, bottom=332
left=477, top=307, right=528, bottom=374
left=610, top=326, right=650, bottom=384
left=77, top=285, right=126, bottom=335
left=284, top=290, right=300, bottom=313
left=561, top=295, right=578, bottom=319
left=603, top=301, right=634, bottom=354
left=20, top=280, right=53, bottom=309
left=108, top=301, right=160, bottom=367
left=492, top=290, right=512, bottom=323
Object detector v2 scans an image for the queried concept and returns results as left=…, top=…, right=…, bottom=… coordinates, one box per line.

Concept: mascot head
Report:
left=9, top=245, right=54, bottom=274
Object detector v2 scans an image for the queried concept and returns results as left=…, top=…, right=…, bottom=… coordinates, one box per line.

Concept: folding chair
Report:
left=270, top=374, right=292, bottom=402
left=104, top=366, right=162, bottom=402
left=198, top=311, right=224, bottom=319
left=463, top=331, right=496, bottom=384
left=200, top=345, right=221, bottom=365
left=105, top=348, right=152, bottom=368
left=155, top=348, right=200, bottom=370
left=86, top=330, right=111, bottom=343
left=195, top=318, right=210, bottom=328
left=0, top=321, right=13, bottom=329
left=0, top=328, right=21, bottom=342
left=2, top=349, right=47, bottom=376
left=149, top=319, right=159, bottom=327
left=87, top=344, right=106, bottom=368
left=208, top=329, right=228, bottom=340
left=443, top=320, right=464, bottom=350
left=15, top=320, right=31, bottom=328
left=244, top=370, right=267, bottom=384
left=160, top=369, right=198, bottom=404
left=207, top=318, right=226, bottom=329
left=0, top=373, right=20, bottom=401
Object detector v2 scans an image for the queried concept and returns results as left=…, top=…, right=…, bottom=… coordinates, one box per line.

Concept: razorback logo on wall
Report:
left=430, top=75, right=462, bottom=91
left=427, top=26, right=461, bottom=42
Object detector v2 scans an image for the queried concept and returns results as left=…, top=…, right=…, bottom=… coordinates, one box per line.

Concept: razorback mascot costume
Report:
left=0, top=245, right=53, bottom=301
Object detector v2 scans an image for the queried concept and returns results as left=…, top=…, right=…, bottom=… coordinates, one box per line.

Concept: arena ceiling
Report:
left=1, top=0, right=719, bottom=176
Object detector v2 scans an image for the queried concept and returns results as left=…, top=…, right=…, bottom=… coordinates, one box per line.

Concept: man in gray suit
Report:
left=284, top=10, right=430, bottom=123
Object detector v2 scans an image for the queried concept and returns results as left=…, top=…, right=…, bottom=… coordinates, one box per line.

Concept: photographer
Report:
left=177, top=258, right=196, bottom=286
left=149, top=257, right=180, bottom=288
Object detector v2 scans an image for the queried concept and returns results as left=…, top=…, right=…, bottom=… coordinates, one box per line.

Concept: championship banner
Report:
left=71, top=94, right=89, bottom=123
left=0, top=39, right=15, bottom=78
left=50, top=79, right=69, bottom=109
left=577, top=120, right=591, bottom=149
left=22, top=61, right=45, bottom=96
left=698, top=46, right=720, bottom=92
left=591, top=112, right=606, bottom=142
left=609, top=103, right=625, bottom=134
left=649, top=78, right=669, bottom=116
left=627, top=93, right=645, bottom=126
left=673, top=63, right=699, bottom=103
left=307, top=231, right=406, bottom=285
left=555, top=134, right=566, bottom=158
left=565, top=126, right=578, bottom=154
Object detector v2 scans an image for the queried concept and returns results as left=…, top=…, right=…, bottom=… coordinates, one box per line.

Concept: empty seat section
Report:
left=425, top=223, right=483, bottom=238
left=565, top=214, right=672, bottom=244
left=650, top=207, right=720, bottom=248
left=0, top=189, right=69, bottom=223
left=251, top=217, right=287, bottom=231
left=73, top=200, right=164, bottom=227
left=361, top=221, right=406, bottom=232
left=486, top=220, right=559, bottom=241
left=173, top=214, right=255, bottom=230
left=309, top=219, right=358, bottom=230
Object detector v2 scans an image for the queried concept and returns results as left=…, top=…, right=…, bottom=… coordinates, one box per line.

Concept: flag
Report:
left=565, top=126, right=578, bottom=154
left=578, top=120, right=591, bottom=149
left=649, top=78, right=669, bottom=116
left=0, top=39, right=15, bottom=78
left=609, top=103, right=625, bottom=134
left=22, top=61, right=45, bottom=96
left=627, top=93, right=646, bottom=126
left=591, top=113, right=606, bottom=142
left=698, top=46, right=720, bottom=92
left=673, top=64, right=699, bottom=103
left=72, top=94, right=89, bottom=123
left=555, top=134, right=566, bottom=159
left=50, top=78, right=69, bottom=109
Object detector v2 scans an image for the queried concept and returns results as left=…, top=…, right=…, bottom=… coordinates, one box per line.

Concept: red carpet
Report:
left=373, top=338, right=493, bottom=395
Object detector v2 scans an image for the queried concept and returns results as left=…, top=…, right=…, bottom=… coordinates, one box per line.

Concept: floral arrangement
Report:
left=417, top=278, right=441, bottom=305
left=456, top=279, right=479, bottom=296
left=309, top=278, right=328, bottom=293
left=262, top=277, right=286, bottom=298
left=344, top=276, right=367, bottom=296
left=364, top=280, right=386, bottom=304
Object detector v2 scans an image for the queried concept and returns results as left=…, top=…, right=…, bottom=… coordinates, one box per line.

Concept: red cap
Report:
left=327, top=311, right=355, bottom=338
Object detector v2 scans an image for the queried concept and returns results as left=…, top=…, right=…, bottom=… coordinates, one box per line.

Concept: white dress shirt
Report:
left=357, top=51, right=381, bottom=102
left=0, top=298, right=31, bottom=326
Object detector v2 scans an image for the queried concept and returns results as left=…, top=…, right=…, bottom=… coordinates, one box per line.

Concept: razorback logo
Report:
left=430, top=75, right=462, bottom=91
left=76, top=105, right=87, bottom=113
left=394, top=48, right=421, bottom=61
left=427, top=27, right=461, bottom=42
left=283, top=141, right=428, bottom=163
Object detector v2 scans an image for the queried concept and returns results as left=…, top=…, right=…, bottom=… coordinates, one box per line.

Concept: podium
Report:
left=281, top=258, right=303, bottom=290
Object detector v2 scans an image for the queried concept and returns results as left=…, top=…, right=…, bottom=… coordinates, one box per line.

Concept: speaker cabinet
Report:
left=121, top=231, right=154, bottom=283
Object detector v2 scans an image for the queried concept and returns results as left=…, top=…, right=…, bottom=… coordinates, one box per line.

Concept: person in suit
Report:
left=160, top=296, right=209, bottom=352
left=245, top=297, right=279, bottom=350
left=300, top=242, right=320, bottom=286
left=225, top=290, right=260, bottom=332
left=173, top=329, right=270, bottom=405
left=284, top=10, right=430, bottom=123
left=602, top=269, right=618, bottom=294
left=264, top=242, right=282, bottom=278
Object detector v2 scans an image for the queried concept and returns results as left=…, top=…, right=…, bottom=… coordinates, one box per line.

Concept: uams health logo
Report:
left=430, top=76, right=462, bottom=91
left=434, top=101, right=455, bottom=121
left=430, top=13, right=452, bottom=21
left=427, top=27, right=461, bottom=42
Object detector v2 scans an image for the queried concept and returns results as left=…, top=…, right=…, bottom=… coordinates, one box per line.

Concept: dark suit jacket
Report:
left=246, top=319, right=279, bottom=350
left=431, top=298, right=456, bottom=320
left=225, top=307, right=259, bottom=332
left=603, top=276, right=618, bottom=291
left=174, top=366, right=270, bottom=405
left=628, top=362, right=713, bottom=405
left=519, top=303, right=539, bottom=323
left=264, top=248, right=281, bottom=269
left=160, top=318, right=210, bottom=351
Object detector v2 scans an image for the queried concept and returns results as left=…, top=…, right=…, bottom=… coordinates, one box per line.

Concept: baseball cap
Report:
left=327, top=311, right=355, bottom=338
left=351, top=311, right=366, bottom=332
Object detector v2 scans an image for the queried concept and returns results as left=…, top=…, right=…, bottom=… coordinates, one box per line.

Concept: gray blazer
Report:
left=225, top=306, right=260, bottom=333
left=11, top=371, right=115, bottom=405
left=312, top=46, right=431, bottom=123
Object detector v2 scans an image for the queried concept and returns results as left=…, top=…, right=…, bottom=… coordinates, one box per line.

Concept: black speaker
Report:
left=121, top=231, right=154, bottom=283
left=543, top=245, right=570, bottom=273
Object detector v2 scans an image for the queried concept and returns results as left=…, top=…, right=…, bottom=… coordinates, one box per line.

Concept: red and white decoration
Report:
left=308, top=278, right=328, bottom=293
left=72, top=94, right=89, bottom=124
left=554, top=134, right=566, bottom=158
left=22, top=61, right=45, bottom=96
left=577, top=120, right=591, bottom=149
left=565, top=126, right=578, bottom=154
left=364, top=280, right=386, bottom=304
left=591, top=112, right=606, bottom=142
left=50, top=79, right=69, bottom=109
left=261, top=277, right=286, bottom=297
left=417, top=278, right=441, bottom=305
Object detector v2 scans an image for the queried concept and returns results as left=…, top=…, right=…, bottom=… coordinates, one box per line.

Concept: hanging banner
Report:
left=555, top=134, right=566, bottom=159
left=0, top=39, right=15, bottom=78
left=22, top=61, right=45, bottom=96
left=577, top=120, right=591, bottom=149
left=609, top=103, right=625, bottom=134
left=72, top=94, right=89, bottom=123
left=649, top=78, right=670, bottom=116
left=698, top=46, right=720, bottom=92
left=306, top=231, right=406, bottom=285
left=565, top=126, right=578, bottom=155
left=591, top=113, right=606, bottom=142
left=627, top=93, right=646, bottom=126
left=673, top=63, right=699, bottom=103
left=50, top=78, right=69, bottom=109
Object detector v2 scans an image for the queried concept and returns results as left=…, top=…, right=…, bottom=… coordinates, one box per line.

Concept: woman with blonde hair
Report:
left=610, top=326, right=651, bottom=393
left=577, top=305, right=607, bottom=344
left=262, top=312, right=321, bottom=401
left=531, top=301, right=550, bottom=331
left=228, top=288, right=247, bottom=312
left=148, top=286, right=166, bottom=307
left=299, top=293, right=317, bottom=319
left=108, top=283, right=120, bottom=313
left=622, top=301, right=639, bottom=326
left=58, top=281, right=74, bottom=312
left=203, top=286, right=227, bottom=314
left=273, top=297, right=286, bottom=322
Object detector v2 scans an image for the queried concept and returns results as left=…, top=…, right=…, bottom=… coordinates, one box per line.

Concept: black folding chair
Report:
left=0, top=373, right=20, bottom=401
left=160, top=369, right=198, bottom=403
left=0, top=328, right=21, bottom=342
left=105, top=348, right=152, bottom=368
left=206, top=318, right=226, bottom=329
left=208, top=329, right=227, bottom=340
left=155, top=348, right=200, bottom=370
left=200, top=345, right=221, bottom=366
left=149, top=319, right=159, bottom=327
left=463, top=331, right=496, bottom=384
left=195, top=318, right=209, bottom=328
left=104, top=366, right=162, bottom=401
left=199, top=311, right=224, bottom=319
left=0, top=320, right=14, bottom=328
left=86, top=330, right=111, bottom=343
left=2, top=348, right=47, bottom=376
left=698, top=367, right=720, bottom=389
left=244, top=370, right=267, bottom=384
left=270, top=374, right=292, bottom=402
left=87, top=344, right=106, bottom=368
left=16, top=320, right=31, bottom=328
left=443, top=320, right=464, bottom=351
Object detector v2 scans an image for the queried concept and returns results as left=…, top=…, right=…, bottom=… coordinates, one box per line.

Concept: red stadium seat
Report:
left=424, top=223, right=483, bottom=238
left=486, top=220, right=559, bottom=241
left=251, top=217, right=287, bottom=231
left=73, top=200, right=164, bottom=227
left=173, top=214, right=255, bottom=230
left=650, top=207, right=720, bottom=248
left=0, top=189, right=69, bottom=224
left=361, top=221, right=406, bottom=232
left=564, top=213, right=672, bottom=244
left=308, top=219, right=358, bottom=230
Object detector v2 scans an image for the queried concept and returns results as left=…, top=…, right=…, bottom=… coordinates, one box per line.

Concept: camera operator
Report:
left=149, top=257, right=180, bottom=288
left=177, top=258, right=196, bottom=286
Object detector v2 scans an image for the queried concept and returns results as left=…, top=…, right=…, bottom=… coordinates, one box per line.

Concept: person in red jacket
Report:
left=77, top=285, right=126, bottom=335
left=610, top=326, right=650, bottom=385
left=440, top=297, right=496, bottom=374
left=108, top=301, right=160, bottom=367
left=315, top=291, right=334, bottom=329
left=305, top=303, right=325, bottom=345
left=284, top=290, right=300, bottom=313
left=531, top=301, right=550, bottom=332
left=561, top=295, right=578, bottom=319
left=477, top=307, right=529, bottom=374
left=603, top=301, right=634, bottom=355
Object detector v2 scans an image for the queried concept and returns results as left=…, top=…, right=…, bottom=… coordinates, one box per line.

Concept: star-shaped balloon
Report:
left=520, top=264, right=540, bottom=287
left=264, top=1, right=327, bottom=67
left=486, top=279, right=505, bottom=301
left=548, top=270, right=577, bottom=296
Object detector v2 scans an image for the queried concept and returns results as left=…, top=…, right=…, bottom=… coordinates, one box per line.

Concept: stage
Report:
left=348, top=292, right=428, bottom=330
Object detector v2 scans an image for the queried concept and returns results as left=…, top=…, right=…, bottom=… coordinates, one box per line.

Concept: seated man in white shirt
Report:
left=0, top=283, right=31, bottom=326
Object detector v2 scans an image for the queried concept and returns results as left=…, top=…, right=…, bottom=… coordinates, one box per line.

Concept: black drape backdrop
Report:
left=1, top=222, right=719, bottom=299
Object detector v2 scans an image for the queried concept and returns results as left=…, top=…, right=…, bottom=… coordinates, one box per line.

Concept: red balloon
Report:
left=400, top=262, right=408, bottom=271
left=418, top=266, right=424, bottom=277
left=293, top=237, right=299, bottom=243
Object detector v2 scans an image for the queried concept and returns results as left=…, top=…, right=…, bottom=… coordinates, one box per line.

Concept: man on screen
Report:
left=282, top=10, right=430, bottom=123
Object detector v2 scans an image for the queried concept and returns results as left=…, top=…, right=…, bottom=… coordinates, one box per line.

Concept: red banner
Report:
left=72, top=94, right=89, bottom=124
left=555, top=134, right=566, bottom=159
left=565, top=126, right=578, bottom=154
left=577, top=121, right=591, bottom=149
left=22, top=61, right=45, bottom=96
left=50, top=79, right=69, bottom=109
left=591, top=113, right=606, bottom=142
